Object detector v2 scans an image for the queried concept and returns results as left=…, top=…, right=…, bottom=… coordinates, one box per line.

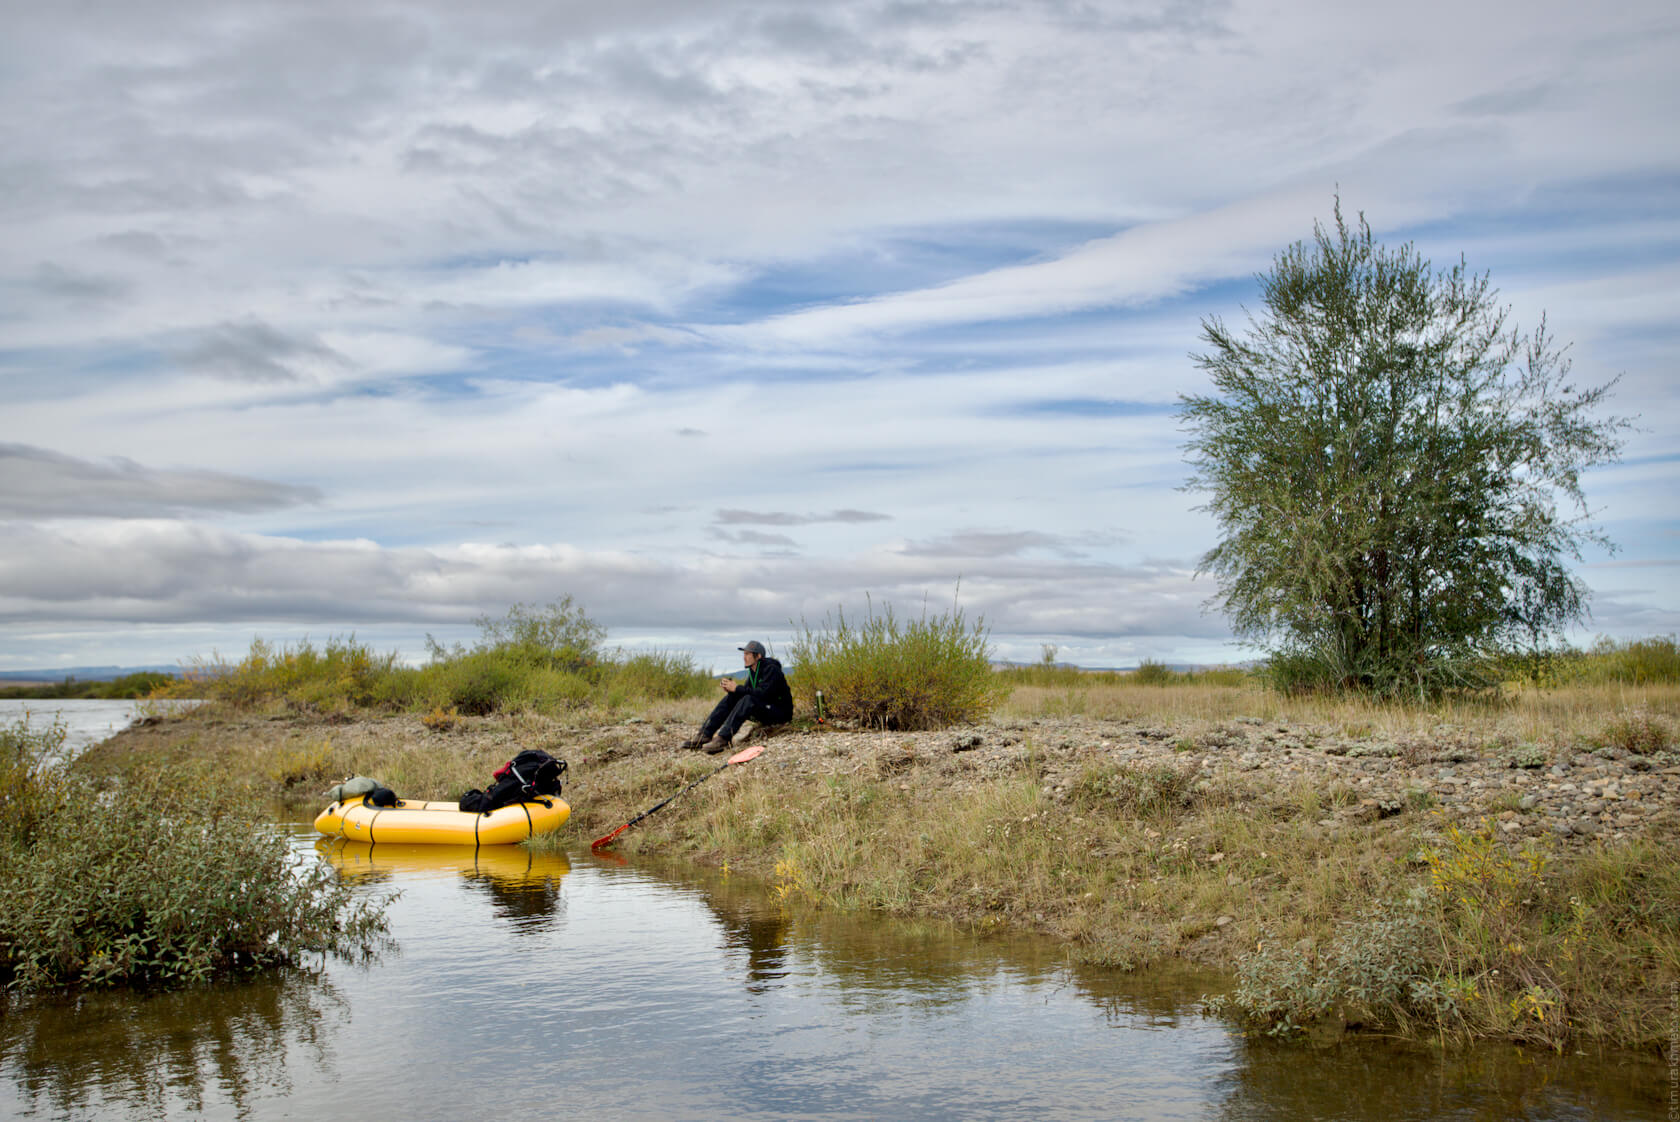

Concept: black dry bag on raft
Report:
left=458, top=749, right=567, bottom=814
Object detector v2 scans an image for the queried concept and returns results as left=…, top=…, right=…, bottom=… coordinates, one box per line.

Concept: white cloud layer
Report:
left=1, top=0, right=1675, bottom=671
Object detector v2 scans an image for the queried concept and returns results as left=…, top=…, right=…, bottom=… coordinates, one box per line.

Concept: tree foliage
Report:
left=1181, top=200, right=1628, bottom=698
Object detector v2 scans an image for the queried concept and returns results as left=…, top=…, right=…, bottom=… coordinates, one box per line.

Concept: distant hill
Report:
left=0, top=665, right=179, bottom=683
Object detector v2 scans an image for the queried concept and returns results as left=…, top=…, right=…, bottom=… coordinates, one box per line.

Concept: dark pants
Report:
left=700, top=692, right=780, bottom=741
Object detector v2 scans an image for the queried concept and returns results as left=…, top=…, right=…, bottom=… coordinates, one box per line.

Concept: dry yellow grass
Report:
left=999, top=679, right=1680, bottom=749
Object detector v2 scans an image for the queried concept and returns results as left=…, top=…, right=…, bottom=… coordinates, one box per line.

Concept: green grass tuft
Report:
left=788, top=596, right=1001, bottom=730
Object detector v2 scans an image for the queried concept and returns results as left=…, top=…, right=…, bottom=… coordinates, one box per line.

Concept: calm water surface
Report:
left=0, top=698, right=164, bottom=762
left=0, top=819, right=1668, bottom=1119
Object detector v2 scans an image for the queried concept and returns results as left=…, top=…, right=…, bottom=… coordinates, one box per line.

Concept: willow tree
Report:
left=1180, top=200, right=1627, bottom=697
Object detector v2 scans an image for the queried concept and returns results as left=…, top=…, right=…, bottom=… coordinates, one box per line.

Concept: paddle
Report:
left=590, top=744, right=764, bottom=852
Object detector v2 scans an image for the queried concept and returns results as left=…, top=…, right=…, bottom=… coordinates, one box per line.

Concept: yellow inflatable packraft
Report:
left=314, top=794, right=570, bottom=846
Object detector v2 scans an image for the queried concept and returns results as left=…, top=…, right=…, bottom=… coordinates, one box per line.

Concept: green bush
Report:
left=1217, top=894, right=1448, bottom=1038
left=1493, top=635, right=1680, bottom=688
left=1, top=716, right=68, bottom=853
left=1262, top=645, right=1493, bottom=697
left=179, top=635, right=398, bottom=710
left=502, top=664, right=593, bottom=712
left=789, top=597, right=1001, bottom=730
left=1573, top=635, right=1680, bottom=686
left=598, top=650, right=713, bottom=702
left=1131, top=658, right=1176, bottom=685
left=171, top=599, right=729, bottom=716
left=1217, top=822, right=1680, bottom=1048
left=1069, top=761, right=1196, bottom=816
left=993, top=663, right=1093, bottom=688
left=432, top=596, right=605, bottom=673
left=432, top=653, right=523, bottom=716
left=0, top=718, right=387, bottom=991
left=1590, top=710, right=1673, bottom=755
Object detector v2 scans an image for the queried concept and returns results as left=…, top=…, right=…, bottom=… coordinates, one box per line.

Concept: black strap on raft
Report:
left=510, top=757, right=566, bottom=798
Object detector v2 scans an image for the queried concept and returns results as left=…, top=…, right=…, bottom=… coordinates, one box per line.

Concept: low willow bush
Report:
left=1131, top=659, right=1250, bottom=687
left=789, top=599, right=1001, bottom=730
left=0, top=718, right=387, bottom=992
left=1216, top=821, right=1680, bottom=1049
left=2, top=714, right=64, bottom=849
left=179, top=635, right=399, bottom=710
left=1568, top=635, right=1680, bottom=686
left=1495, top=635, right=1680, bottom=688
left=172, top=599, right=714, bottom=715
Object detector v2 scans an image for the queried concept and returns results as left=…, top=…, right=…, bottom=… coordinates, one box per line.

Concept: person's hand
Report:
left=720, top=676, right=737, bottom=692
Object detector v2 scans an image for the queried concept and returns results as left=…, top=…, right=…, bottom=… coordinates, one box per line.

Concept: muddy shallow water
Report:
left=0, top=823, right=1668, bottom=1121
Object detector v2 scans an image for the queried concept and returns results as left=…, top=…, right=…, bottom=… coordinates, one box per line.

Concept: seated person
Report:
left=681, top=641, right=793, bottom=753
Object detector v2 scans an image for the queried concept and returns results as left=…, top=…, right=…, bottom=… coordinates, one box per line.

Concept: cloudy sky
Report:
left=2, top=0, right=1676, bottom=673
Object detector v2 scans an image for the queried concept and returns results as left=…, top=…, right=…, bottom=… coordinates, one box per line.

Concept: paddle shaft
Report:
left=590, top=745, right=762, bottom=851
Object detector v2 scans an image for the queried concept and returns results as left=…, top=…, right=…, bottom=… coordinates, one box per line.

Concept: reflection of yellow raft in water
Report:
left=317, top=839, right=572, bottom=881
left=318, top=841, right=572, bottom=931
left=313, top=795, right=570, bottom=845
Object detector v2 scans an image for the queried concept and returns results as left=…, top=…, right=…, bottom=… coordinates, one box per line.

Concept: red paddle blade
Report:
left=727, top=744, right=765, bottom=765
left=590, top=823, right=629, bottom=851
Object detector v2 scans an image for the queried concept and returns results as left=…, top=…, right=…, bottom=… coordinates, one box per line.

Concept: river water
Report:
left=0, top=699, right=164, bottom=763
left=0, top=713, right=1671, bottom=1120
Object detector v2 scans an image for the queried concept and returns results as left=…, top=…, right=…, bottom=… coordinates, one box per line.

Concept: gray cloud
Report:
left=174, top=320, right=349, bottom=383
left=715, top=508, right=892, bottom=526
left=708, top=527, right=800, bottom=548
left=0, top=522, right=1222, bottom=647
left=1451, top=82, right=1562, bottom=118
left=95, top=229, right=210, bottom=262
left=0, top=444, right=321, bottom=519
left=899, top=530, right=1081, bottom=559
left=33, top=262, right=129, bottom=305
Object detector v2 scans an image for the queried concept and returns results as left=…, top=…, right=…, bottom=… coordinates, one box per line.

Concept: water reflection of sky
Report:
left=1, top=829, right=1668, bottom=1121
left=0, top=698, right=153, bottom=759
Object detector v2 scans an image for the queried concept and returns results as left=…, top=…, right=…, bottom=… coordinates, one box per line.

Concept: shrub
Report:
left=169, top=599, right=734, bottom=716
left=1574, top=635, right=1680, bottom=686
left=433, top=653, right=523, bottom=716
left=789, top=597, right=1001, bottom=730
left=1262, top=645, right=1494, bottom=697
left=1, top=716, right=70, bottom=853
left=1591, top=710, right=1673, bottom=755
left=598, top=650, right=713, bottom=702
left=178, top=636, right=398, bottom=710
left=421, top=706, right=460, bottom=732
left=1069, top=761, right=1197, bottom=817
left=1219, top=821, right=1680, bottom=1048
left=993, top=645, right=1096, bottom=688
left=1495, top=635, right=1680, bottom=687
left=993, top=664, right=1094, bottom=688
left=0, top=741, right=387, bottom=991
left=1131, top=659, right=1176, bottom=685
left=434, top=596, right=606, bottom=673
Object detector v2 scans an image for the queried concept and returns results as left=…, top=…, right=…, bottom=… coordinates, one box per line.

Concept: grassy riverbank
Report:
left=75, top=673, right=1680, bottom=1052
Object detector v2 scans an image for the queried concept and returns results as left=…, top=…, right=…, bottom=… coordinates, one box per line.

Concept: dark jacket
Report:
left=740, top=656, right=794, bottom=724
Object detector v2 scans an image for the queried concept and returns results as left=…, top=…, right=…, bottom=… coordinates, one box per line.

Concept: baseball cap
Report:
left=738, top=641, right=767, bottom=655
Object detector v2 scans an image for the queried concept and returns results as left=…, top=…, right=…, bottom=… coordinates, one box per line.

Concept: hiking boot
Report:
left=734, top=721, right=760, bottom=745
left=679, top=735, right=707, bottom=751
left=702, top=735, right=731, bottom=754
